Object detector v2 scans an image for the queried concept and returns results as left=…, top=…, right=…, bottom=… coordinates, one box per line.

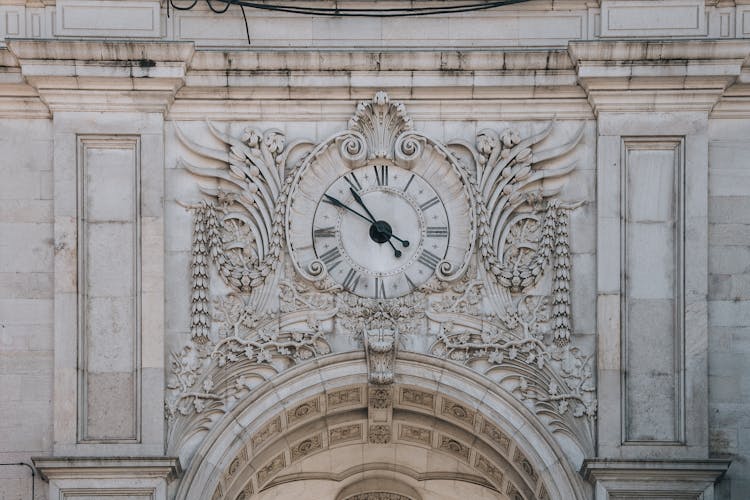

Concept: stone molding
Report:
left=580, top=458, right=731, bottom=499
left=32, top=457, right=181, bottom=500
left=32, top=457, right=181, bottom=481
left=569, top=39, right=750, bottom=114
left=5, top=39, right=194, bottom=113
left=5, top=40, right=750, bottom=117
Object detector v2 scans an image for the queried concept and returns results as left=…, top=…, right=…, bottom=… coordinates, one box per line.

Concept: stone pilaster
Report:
left=7, top=40, right=193, bottom=461
left=569, top=39, right=748, bottom=498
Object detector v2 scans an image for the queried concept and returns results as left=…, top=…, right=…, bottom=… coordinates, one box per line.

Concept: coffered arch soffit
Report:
left=174, top=353, right=589, bottom=500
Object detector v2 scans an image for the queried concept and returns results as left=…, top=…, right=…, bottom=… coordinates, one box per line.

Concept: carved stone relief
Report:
left=329, top=423, right=363, bottom=445
left=290, top=433, right=323, bottom=462
left=368, top=424, right=392, bottom=444
left=398, top=424, right=432, bottom=446
left=438, top=435, right=470, bottom=462
left=168, top=91, right=596, bottom=481
left=212, top=384, right=544, bottom=499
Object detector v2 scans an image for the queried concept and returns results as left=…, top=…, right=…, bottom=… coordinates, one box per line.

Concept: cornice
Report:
left=6, top=39, right=195, bottom=113
left=32, top=456, right=182, bottom=482
left=171, top=48, right=592, bottom=119
left=0, top=46, right=49, bottom=117
left=569, top=39, right=750, bottom=114
left=188, top=49, right=576, bottom=72
left=581, top=458, right=731, bottom=479
left=3, top=39, right=750, bottom=118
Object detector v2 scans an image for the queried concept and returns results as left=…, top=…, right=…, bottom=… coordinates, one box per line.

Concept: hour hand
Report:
left=350, top=188, right=410, bottom=248
left=349, top=187, right=378, bottom=222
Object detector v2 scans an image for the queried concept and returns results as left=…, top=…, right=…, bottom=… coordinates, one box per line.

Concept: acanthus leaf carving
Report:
left=178, top=123, right=304, bottom=343
left=473, top=123, right=584, bottom=346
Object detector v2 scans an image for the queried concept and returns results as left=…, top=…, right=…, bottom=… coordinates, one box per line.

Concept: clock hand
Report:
left=324, top=194, right=402, bottom=257
left=379, top=227, right=410, bottom=247
left=349, top=187, right=378, bottom=223
left=349, top=188, right=410, bottom=248
left=323, top=194, right=375, bottom=224
left=377, top=224, right=403, bottom=258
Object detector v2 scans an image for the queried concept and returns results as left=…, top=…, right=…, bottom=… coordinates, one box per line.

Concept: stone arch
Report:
left=335, top=478, right=421, bottom=500
left=175, top=352, right=590, bottom=500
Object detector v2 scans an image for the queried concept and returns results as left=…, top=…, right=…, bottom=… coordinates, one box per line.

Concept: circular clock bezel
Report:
left=285, top=128, right=475, bottom=295
left=309, top=163, right=451, bottom=299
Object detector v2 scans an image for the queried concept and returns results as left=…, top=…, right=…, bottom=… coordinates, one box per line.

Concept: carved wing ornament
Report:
left=473, top=123, right=584, bottom=345
left=168, top=92, right=595, bottom=461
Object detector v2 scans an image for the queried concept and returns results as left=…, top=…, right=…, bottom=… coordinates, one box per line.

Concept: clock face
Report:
left=311, top=163, right=450, bottom=298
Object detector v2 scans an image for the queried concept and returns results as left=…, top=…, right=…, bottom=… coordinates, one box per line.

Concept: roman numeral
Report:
left=342, top=268, right=360, bottom=291
left=374, top=164, right=388, bottom=186
left=420, top=196, right=440, bottom=211
left=405, top=274, right=417, bottom=291
left=426, top=226, right=448, bottom=238
left=319, top=247, right=342, bottom=271
left=417, top=249, right=441, bottom=270
left=343, top=172, right=362, bottom=191
left=314, top=226, right=336, bottom=238
left=374, top=277, right=386, bottom=299
left=403, top=174, right=415, bottom=193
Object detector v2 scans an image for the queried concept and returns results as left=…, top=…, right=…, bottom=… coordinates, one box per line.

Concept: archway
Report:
left=174, top=353, right=589, bottom=500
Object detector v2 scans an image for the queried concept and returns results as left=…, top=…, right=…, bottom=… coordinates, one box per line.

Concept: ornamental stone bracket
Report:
left=580, top=459, right=731, bottom=500
left=363, top=316, right=397, bottom=445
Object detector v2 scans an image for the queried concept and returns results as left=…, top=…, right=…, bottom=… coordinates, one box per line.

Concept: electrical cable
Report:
left=240, top=4, right=251, bottom=44
left=0, top=463, right=35, bottom=500
left=168, top=0, right=533, bottom=17
left=166, top=0, right=534, bottom=46
left=206, top=0, right=232, bottom=14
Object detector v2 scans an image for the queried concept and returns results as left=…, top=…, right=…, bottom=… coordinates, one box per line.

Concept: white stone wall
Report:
left=0, top=118, right=54, bottom=498
left=0, top=1, right=748, bottom=499
left=708, top=119, right=750, bottom=498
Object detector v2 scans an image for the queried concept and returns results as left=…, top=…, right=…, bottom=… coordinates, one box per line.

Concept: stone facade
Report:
left=0, top=1, right=748, bottom=499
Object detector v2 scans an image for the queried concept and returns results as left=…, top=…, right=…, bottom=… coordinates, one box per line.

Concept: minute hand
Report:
left=323, top=194, right=375, bottom=224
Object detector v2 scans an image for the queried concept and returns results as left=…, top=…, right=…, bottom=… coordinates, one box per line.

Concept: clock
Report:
left=311, top=163, right=450, bottom=298
left=285, top=95, right=475, bottom=298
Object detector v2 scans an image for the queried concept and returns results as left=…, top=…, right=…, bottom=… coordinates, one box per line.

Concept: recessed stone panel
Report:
left=78, top=136, right=141, bottom=444
left=622, top=138, right=684, bottom=444
left=84, top=371, right=137, bottom=441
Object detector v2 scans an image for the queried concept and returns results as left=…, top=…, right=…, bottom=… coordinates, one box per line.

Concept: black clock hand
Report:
left=323, top=194, right=375, bottom=224
left=324, top=194, right=402, bottom=257
left=349, top=188, right=410, bottom=247
left=349, top=187, right=378, bottom=223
